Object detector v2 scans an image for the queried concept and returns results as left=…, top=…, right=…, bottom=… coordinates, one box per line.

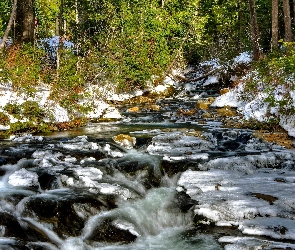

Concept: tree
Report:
left=249, top=0, right=260, bottom=61
left=282, top=0, right=292, bottom=42
left=15, top=0, right=35, bottom=42
left=0, top=0, right=17, bottom=50
left=271, top=0, right=279, bottom=50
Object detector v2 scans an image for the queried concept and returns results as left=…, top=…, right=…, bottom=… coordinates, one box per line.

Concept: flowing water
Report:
left=0, top=97, right=294, bottom=249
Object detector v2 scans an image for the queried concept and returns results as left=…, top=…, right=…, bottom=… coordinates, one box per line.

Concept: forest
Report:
left=2, top=2, right=295, bottom=250
left=0, top=0, right=295, bottom=134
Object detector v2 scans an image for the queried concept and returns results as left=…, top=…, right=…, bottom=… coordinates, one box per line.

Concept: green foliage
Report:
left=21, top=101, right=46, bottom=121
left=0, top=112, right=9, bottom=126
left=49, top=49, right=91, bottom=116
left=0, top=44, right=51, bottom=95
left=3, top=103, right=21, bottom=115
left=8, top=121, right=50, bottom=134
left=4, top=101, right=46, bottom=122
left=0, top=0, right=12, bottom=37
left=59, top=0, right=203, bottom=90
left=35, top=0, right=59, bottom=38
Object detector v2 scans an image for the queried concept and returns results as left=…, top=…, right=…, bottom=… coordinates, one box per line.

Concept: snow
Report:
left=211, top=83, right=245, bottom=108
left=177, top=150, right=295, bottom=243
left=279, top=115, right=295, bottom=137
left=233, top=52, right=252, bottom=65
left=8, top=168, right=39, bottom=187
left=147, top=131, right=215, bottom=157
left=204, top=75, right=219, bottom=86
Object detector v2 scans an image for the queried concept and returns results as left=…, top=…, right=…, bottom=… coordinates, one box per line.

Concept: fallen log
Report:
left=185, top=66, right=225, bottom=82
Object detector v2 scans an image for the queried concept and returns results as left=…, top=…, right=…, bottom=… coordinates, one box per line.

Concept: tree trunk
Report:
left=0, top=0, right=18, bottom=50
left=283, top=0, right=292, bottom=42
left=249, top=0, right=260, bottom=61
left=15, top=0, right=35, bottom=43
left=271, top=0, right=279, bottom=50
left=59, top=0, right=64, bottom=37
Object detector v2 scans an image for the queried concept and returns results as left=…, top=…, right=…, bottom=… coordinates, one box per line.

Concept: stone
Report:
left=127, top=107, right=140, bottom=113
left=216, top=106, right=236, bottom=117
left=113, top=134, right=136, bottom=149
left=220, top=88, right=230, bottom=95
left=196, top=100, right=211, bottom=110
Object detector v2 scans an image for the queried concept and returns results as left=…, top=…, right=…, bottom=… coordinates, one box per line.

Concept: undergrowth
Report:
left=242, top=43, right=295, bottom=121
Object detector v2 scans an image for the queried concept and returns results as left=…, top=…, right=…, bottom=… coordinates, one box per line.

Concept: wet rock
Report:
left=0, top=166, right=6, bottom=176
left=37, top=172, right=58, bottom=190
left=134, top=137, right=152, bottom=149
left=236, top=132, right=251, bottom=144
left=86, top=219, right=137, bottom=243
left=219, top=140, right=243, bottom=151
left=0, top=240, right=31, bottom=250
left=162, top=160, right=201, bottom=177
left=0, top=211, right=27, bottom=240
left=116, top=154, right=163, bottom=188
left=0, top=156, right=8, bottom=166
left=23, top=191, right=116, bottom=238
left=175, top=191, right=198, bottom=213
left=250, top=192, right=278, bottom=205
left=147, top=131, right=215, bottom=157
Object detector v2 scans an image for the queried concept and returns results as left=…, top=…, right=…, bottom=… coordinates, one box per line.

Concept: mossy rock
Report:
left=216, top=106, right=236, bottom=117
left=196, top=100, right=211, bottom=110
left=202, top=112, right=214, bottom=119
left=127, top=107, right=140, bottom=113
left=253, top=131, right=293, bottom=149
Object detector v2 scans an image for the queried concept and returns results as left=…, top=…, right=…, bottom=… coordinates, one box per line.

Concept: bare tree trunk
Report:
left=0, top=0, right=18, bottom=50
left=283, top=0, right=292, bottom=42
left=249, top=0, right=260, bottom=61
left=15, top=0, right=35, bottom=43
left=271, top=0, right=279, bottom=50
left=58, top=0, right=64, bottom=37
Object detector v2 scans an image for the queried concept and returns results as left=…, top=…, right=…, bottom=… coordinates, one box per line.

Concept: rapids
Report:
left=0, top=97, right=295, bottom=249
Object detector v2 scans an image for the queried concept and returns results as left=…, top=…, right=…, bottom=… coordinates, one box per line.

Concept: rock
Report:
left=37, top=172, right=58, bottom=190
left=216, top=106, right=236, bottom=117
left=196, top=100, right=211, bottom=110
left=220, top=88, right=230, bottom=95
left=84, top=218, right=137, bottom=243
left=144, top=104, right=161, bottom=111
left=179, top=108, right=196, bottom=116
left=113, top=134, right=136, bottom=149
left=0, top=211, right=27, bottom=239
left=127, top=107, right=140, bottom=113
left=8, top=168, right=39, bottom=188
left=147, top=131, right=215, bottom=158
left=23, top=191, right=116, bottom=238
